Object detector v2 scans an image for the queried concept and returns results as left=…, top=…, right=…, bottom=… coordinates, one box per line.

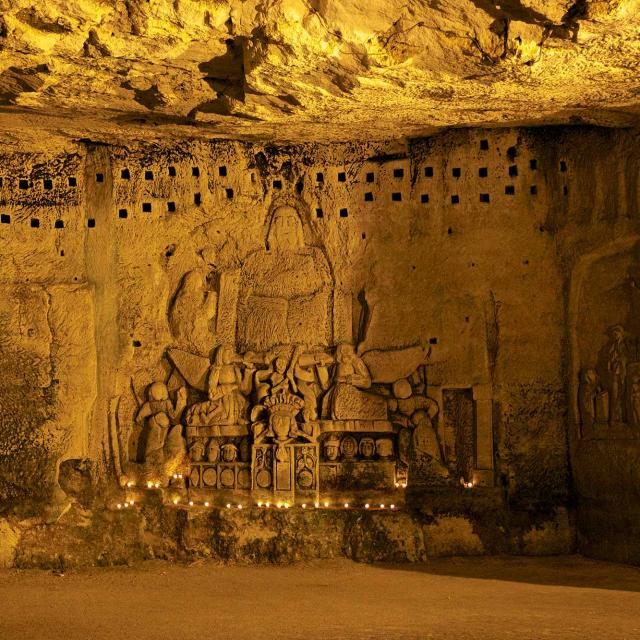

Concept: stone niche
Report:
left=9, top=126, right=638, bottom=566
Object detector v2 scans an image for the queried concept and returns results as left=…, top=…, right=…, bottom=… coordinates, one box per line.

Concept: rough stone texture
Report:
left=0, top=1, right=639, bottom=147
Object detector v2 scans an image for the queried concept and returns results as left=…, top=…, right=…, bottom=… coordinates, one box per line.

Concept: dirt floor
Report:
left=1, top=556, right=640, bottom=640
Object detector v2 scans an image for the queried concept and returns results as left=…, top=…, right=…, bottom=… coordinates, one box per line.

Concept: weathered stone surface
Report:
left=0, top=1, right=638, bottom=147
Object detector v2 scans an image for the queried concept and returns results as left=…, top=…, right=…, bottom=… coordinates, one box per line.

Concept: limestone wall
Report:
left=0, top=126, right=638, bottom=566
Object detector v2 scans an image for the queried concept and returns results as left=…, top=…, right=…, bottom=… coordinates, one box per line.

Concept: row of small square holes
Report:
left=0, top=177, right=77, bottom=189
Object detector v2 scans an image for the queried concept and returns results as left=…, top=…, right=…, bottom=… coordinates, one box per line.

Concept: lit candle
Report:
left=226, top=503, right=231, bottom=509
left=116, top=503, right=122, bottom=509
left=365, top=503, right=370, bottom=509
left=380, top=504, right=385, bottom=509
left=189, top=500, right=194, bottom=506
left=204, top=501, right=210, bottom=507
left=344, top=503, right=349, bottom=508
left=237, top=504, right=243, bottom=510
left=323, top=501, right=329, bottom=508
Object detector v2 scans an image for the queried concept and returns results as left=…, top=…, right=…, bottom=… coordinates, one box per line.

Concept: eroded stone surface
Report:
left=0, top=1, right=638, bottom=147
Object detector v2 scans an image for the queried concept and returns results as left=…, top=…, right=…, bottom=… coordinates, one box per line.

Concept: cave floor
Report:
left=1, top=556, right=639, bottom=639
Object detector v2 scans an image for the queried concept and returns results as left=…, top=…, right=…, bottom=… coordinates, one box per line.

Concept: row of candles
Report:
left=116, top=499, right=397, bottom=510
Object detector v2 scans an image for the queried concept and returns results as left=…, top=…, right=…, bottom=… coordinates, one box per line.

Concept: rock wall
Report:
left=0, top=125, right=638, bottom=566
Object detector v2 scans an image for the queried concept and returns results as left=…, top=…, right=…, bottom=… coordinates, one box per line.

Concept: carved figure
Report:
left=206, top=439, right=220, bottom=463
left=602, top=325, right=630, bottom=423
left=322, top=344, right=387, bottom=420
left=389, top=378, right=447, bottom=474
left=340, top=435, right=358, bottom=459
left=169, top=246, right=220, bottom=354
left=221, top=443, right=238, bottom=462
left=324, top=434, right=341, bottom=461
left=578, top=369, right=599, bottom=428
left=185, top=344, right=253, bottom=426
left=629, top=374, right=640, bottom=427
left=376, top=438, right=393, bottom=458
left=189, top=440, right=205, bottom=462
left=135, top=382, right=187, bottom=468
left=359, top=437, right=375, bottom=458
left=237, top=205, right=333, bottom=351
left=255, top=352, right=294, bottom=401
left=291, top=345, right=332, bottom=421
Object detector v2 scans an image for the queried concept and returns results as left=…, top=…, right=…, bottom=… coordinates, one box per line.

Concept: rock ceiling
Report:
left=0, top=0, right=639, bottom=147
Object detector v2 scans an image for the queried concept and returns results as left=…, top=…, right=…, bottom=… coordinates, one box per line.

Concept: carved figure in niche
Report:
left=578, top=369, right=599, bottom=428
left=255, top=352, right=294, bottom=401
left=359, top=437, right=375, bottom=459
left=321, top=344, right=387, bottom=420
left=185, top=344, right=253, bottom=426
left=389, top=379, right=447, bottom=475
left=135, top=382, right=188, bottom=472
left=291, top=345, right=333, bottom=422
left=169, top=246, right=220, bottom=354
left=221, top=443, right=238, bottom=462
left=631, top=374, right=640, bottom=426
left=324, top=434, right=341, bottom=461
left=237, top=205, right=333, bottom=352
left=189, top=440, right=205, bottom=462
left=340, top=435, right=358, bottom=459
left=206, top=439, right=220, bottom=463
left=376, top=438, right=393, bottom=458
left=598, top=325, right=630, bottom=423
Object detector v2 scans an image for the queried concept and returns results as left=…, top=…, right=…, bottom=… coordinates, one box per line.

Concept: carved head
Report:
left=199, top=245, right=217, bottom=266
left=392, top=379, right=412, bottom=400
left=336, top=343, right=356, bottom=363
left=340, top=435, right=358, bottom=459
left=359, top=437, right=375, bottom=458
left=221, top=443, right=238, bottom=462
left=267, top=205, right=304, bottom=252
left=324, top=435, right=341, bottom=461
left=275, top=356, right=288, bottom=374
left=148, top=382, right=169, bottom=402
left=376, top=438, right=394, bottom=458
left=215, top=343, right=237, bottom=366
left=206, top=439, right=220, bottom=463
left=608, top=325, right=626, bottom=341
left=189, top=440, right=205, bottom=462
left=581, top=369, right=598, bottom=387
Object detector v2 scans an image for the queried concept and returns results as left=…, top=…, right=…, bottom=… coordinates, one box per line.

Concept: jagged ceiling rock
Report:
left=0, top=0, right=638, bottom=147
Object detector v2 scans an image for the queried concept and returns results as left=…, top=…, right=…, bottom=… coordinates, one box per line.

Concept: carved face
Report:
left=324, top=442, right=339, bottom=461
left=336, top=343, right=355, bottom=363
left=275, top=357, right=287, bottom=374
left=271, top=414, right=291, bottom=440
left=190, top=442, right=205, bottom=462
left=206, top=440, right=220, bottom=463
left=222, top=444, right=237, bottom=462
left=267, top=206, right=304, bottom=252
left=340, top=436, right=357, bottom=458
left=359, top=438, right=375, bottom=458
left=149, top=382, right=169, bottom=401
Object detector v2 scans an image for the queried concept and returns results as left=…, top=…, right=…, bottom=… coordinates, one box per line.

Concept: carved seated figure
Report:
left=185, top=343, right=253, bottom=427
left=321, top=344, right=387, bottom=421
left=135, top=382, right=188, bottom=480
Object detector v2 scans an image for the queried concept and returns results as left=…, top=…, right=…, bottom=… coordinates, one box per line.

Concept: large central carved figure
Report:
left=237, top=205, right=333, bottom=351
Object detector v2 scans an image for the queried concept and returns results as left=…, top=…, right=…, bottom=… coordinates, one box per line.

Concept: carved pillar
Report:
left=472, top=383, right=494, bottom=486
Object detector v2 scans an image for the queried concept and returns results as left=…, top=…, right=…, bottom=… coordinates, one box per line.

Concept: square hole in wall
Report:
left=0, top=177, right=3, bottom=188
left=339, top=208, right=348, bottom=217
left=366, top=172, right=374, bottom=183
left=421, top=194, right=429, bottom=203
left=509, top=165, right=518, bottom=177
left=219, top=166, right=227, bottom=177
left=54, top=220, right=64, bottom=229
left=505, top=185, right=515, bottom=195
left=393, top=168, right=404, bottom=178
left=96, top=173, right=104, bottom=183
left=145, top=170, right=154, bottom=181
left=194, top=193, right=201, bottom=205
left=296, top=179, right=304, bottom=194
left=530, top=185, right=538, bottom=195
left=1, top=214, right=10, bottom=224
left=480, top=193, right=490, bottom=203
left=452, top=168, right=461, bottom=178
left=480, top=139, right=489, bottom=150
left=563, top=185, right=569, bottom=196
left=226, top=188, right=234, bottom=199
left=337, top=172, right=346, bottom=182
left=364, top=192, right=374, bottom=202
left=392, top=192, right=402, bottom=201
left=192, top=167, right=200, bottom=177
left=30, top=218, right=39, bottom=228
left=118, top=209, right=128, bottom=218
left=529, top=159, right=537, bottom=170
left=560, top=160, right=567, bottom=172
left=316, top=172, right=324, bottom=183
left=168, top=166, right=177, bottom=177
left=424, top=167, right=433, bottom=177
left=451, top=195, right=459, bottom=204
left=273, top=180, right=282, bottom=189
left=316, top=208, right=323, bottom=218
left=142, top=202, right=152, bottom=212
left=68, top=177, right=77, bottom=187
left=19, top=179, right=29, bottom=189
left=43, top=179, right=53, bottom=190
left=88, top=218, right=95, bottom=228
left=479, top=167, right=488, bottom=178
left=167, top=201, right=176, bottom=213
left=121, top=169, right=130, bottom=179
